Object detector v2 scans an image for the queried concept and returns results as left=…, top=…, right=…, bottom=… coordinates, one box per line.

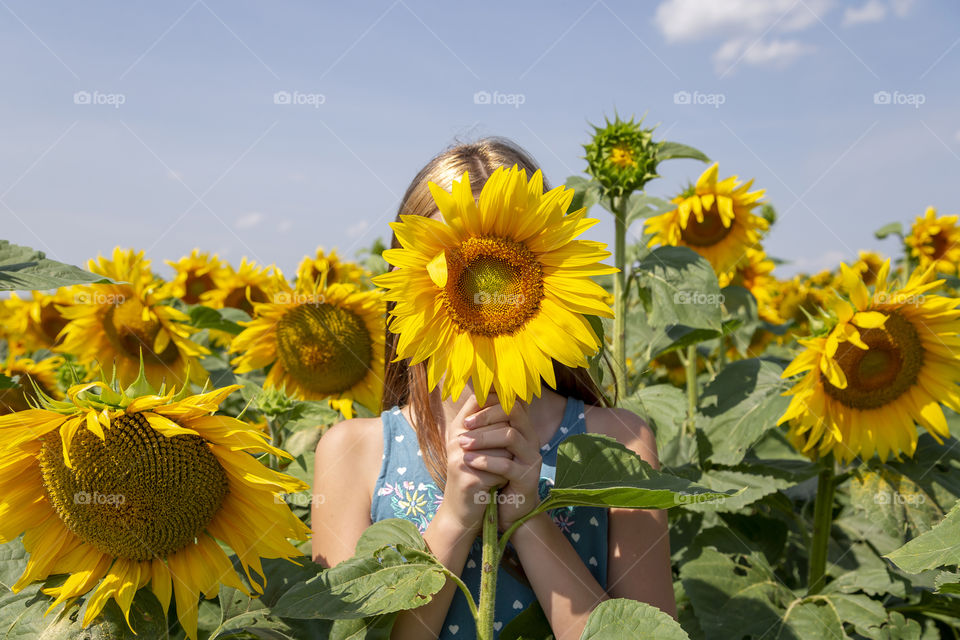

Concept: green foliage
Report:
left=579, top=599, right=689, bottom=639
left=0, top=240, right=113, bottom=290
left=633, top=246, right=723, bottom=332
left=886, top=503, right=960, bottom=574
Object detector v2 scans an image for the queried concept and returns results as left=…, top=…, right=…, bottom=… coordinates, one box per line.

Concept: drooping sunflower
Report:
left=373, top=165, right=616, bottom=412
left=0, top=371, right=310, bottom=639
left=230, top=275, right=383, bottom=419
left=200, top=258, right=285, bottom=315
left=1, top=289, right=76, bottom=355
left=0, top=354, right=64, bottom=413
left=55, top=248, right=208, bottom=389
left=162, top=249, right=223, bottom=304
left=719, top=246, right=781, bottom=324
left=905, top=206, right=960, bottom=275
left=296, top=247, right=367, bottom=289
left=778, top=260, right=960, bottom=462
left=645, top=162, right=767, bottom=279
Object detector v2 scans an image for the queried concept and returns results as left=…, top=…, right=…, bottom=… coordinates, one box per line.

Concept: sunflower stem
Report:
left=477, top=490, right=500, bottom=640
left=612, top=195, right=629, bottom=402
left=685, top=344, right=698, bottom=432
left=807, top=455, right=836, bottom=595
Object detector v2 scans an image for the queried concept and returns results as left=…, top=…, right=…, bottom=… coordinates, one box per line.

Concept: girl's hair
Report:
left=382, top=138, right=615, bottom=488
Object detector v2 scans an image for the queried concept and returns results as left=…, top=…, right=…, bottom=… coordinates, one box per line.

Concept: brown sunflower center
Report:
left=183, top=272, right=216, bottom=304
left=224, top=285, right=268, bottom=315
left=38, top=303, right=68, bottom=345
left=442, top=236, right=543, bottom=336
left=822, top=311, right=924, bottom=409
left=681, top=205, right=732, bottom=247
left=38, top=412, right=229, bottom=561
left=609, top=146, right=637, bottom=169
left=930, top=231, right=951, bottom=261
left=276, top=303, right=372, bottom=394
left=104, top=298, right=180, bottom=365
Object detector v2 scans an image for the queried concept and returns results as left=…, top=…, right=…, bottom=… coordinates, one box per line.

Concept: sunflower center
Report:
left=930, top=232, right=951, bottom=261
left=183, top=272, right=216, bottom=304
left=224, top=285, right=268, bottom=315
left=443, top=236, right=543, bottom=336
left=609, top=146, right=637, bottom=169
left=38, top=412, right=229, bottom=561
left=104, top=298, right=180, bottom=364
left=276, top=303, right=372, bottom=394
left=822, top=311, right=924, bottom=409
left=681, top=205, right=732, bottom=247
left=39, top=304, right=68, bottom=345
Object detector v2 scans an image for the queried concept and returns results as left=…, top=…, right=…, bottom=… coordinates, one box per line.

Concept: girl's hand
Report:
left=460, top=399, right=541, bottom=530
left=435, top=395, right=510, bottom=536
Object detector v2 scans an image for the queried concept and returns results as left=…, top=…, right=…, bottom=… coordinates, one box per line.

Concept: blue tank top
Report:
left=371, top=397, right=608, bottom=639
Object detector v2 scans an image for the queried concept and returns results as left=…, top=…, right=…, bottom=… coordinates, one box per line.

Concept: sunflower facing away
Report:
left=905, top=206, right=960, bottom=275
left=230, top=275, right=383, bottom=419
left=645, top=162, right=767, bottom=279
left=372, top=165, right=616, bottom=412
left=55, top=248, right=208, bottom=389
left=778, top=260, right=960, bottom=463
left=0, top=370, right=310, bottom=639
left=296, top=247, right=367, bottom=289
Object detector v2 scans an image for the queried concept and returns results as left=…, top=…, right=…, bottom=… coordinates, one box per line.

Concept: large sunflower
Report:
left=905, top=206, right=960, bottom=275
left=0, top=372, right=309, bottom=639
left=645, top=162, right=767, bottom=278
left=55, top=248, right=208, bottom=389
left=230, top=275, right=383, bottom=419
left=778, top=260, right=960, bottom=463
left=372, top=165, right=616, bottom=412
left=296, top=247, right=366, bottom=289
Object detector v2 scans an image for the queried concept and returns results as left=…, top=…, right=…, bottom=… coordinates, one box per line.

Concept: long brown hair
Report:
left=382, top=137, right=614, bottom=488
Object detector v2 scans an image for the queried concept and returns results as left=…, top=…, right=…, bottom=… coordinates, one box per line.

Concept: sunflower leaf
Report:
left=565, top=176, right=603, bottom=215
left=537, top=434, right=739, bottom=513
left=500, top=600, right=554, bottom=640
left=0, top=240, right=113, bottom=291
left=874, top=222, right=903, bottom=239
left=657, top=141, right=711, bottom=164
left=272, top=543, right=446, bottom=619
left=624, top=193, right=675, bottom=231
left=188, top=305, right=246, bottom=335
left=885, top=502, right=960, bottom=574
left=579, top=598, right=689, bottom=639
left=633, top=246, right=723, bottom=332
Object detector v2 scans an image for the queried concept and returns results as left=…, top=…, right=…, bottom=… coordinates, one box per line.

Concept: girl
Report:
left=312, top=138, right=675, bottom=639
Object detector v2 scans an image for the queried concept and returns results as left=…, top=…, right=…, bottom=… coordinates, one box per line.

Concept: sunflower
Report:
left=200, top=258, right=285, bottom=315
left=55, top=248, right=208, bottom=389
left=0, top=369, right=309, bottom=639
left=1, top=289, right=76, bottom=355
left=778, top=260, right=960, bottom=463
left=373, top=165, right=616, bottom=412
left=905, top=206, right=960, bottom=275
left=645, top=162, right=767, bottom=279
left=720, top=246, right=781, bottom=324
left=850, top=250, right=887, bottom=288
left=162, top=249, right=222, bottom=304
left=296, top=247, right=366, bottom=289
left=0, top=355, right=64, bottom=413
left=583, top=115, right=660, bottom=197
left=230, top=275, right=383, bottom=419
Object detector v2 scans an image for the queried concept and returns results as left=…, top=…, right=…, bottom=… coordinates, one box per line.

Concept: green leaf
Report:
left=579, top=599, right=689, bottom=639
left=886, top=502, right=960, bottom=574
left=565, top=176, right=603, bottom=215
left=40, top=590, right=169, bottom=640
left=677, top=467, right=795, bottom=513
left=624, top=193, right=675, bottom=231
left=697, top=359, right=791, bottom=466
left=500, top=600, right=554, bottom=640
left=354, top=519, right=428, bottom=557
left=621, top=385, right=686, bottom=455
left=634, top=247, right=723, bottom=332
left=0, top=240, right=113, bottom=291
left=849, top=466, right=943, bottom=542
left=719, top=286, right=760, bottom=357
left=272, top=544, right=446, bottom=619
left=935, top=570, right=960, bottom=595
left=657, top=142, right=710, bottom=164
left=188, top=305, right=246, bottom=335
left=536, top=434, right=739, bottom=513
left=874, top=222, right=903, bottom=239
left=0, top=539, right=27, bottom=591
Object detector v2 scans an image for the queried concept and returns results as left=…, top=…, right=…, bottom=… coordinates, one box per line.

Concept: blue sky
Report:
left=1, top=0, right=958, bottom=279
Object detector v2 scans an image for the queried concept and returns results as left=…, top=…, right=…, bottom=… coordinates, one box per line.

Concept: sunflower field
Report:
left=1, top=114, right=960, bottom=639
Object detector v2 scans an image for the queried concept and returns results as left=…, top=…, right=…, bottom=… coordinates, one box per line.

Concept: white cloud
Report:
left=714, top=37, right=815, bottom=72
left=346, top=220, right=369, bottom=239
left=789, top=249, right=848, bottom=273
left=236, top=211, right=263, bottom=229
left=890, top=0, right=918, bottom=18
left=843, top=0, right=887, bottom=25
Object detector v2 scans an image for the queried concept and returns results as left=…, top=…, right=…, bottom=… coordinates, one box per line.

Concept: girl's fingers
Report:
left=458, top=424, right=537, bottom=462
left=463, top=404, right=508, bottom=430
left=463, top=451, right=529, bottom=481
